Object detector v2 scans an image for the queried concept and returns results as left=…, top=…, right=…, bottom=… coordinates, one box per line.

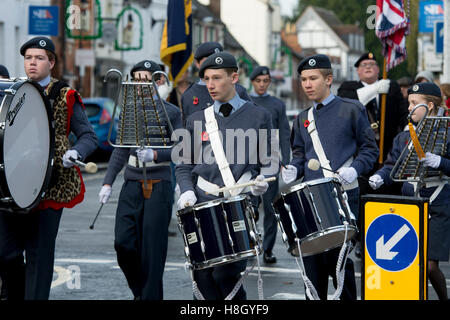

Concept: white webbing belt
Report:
left=307, top=107, right=358, bottom=191
left=204, top=106, right=242, bottom=197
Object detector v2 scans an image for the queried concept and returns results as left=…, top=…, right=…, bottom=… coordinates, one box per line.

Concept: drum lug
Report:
left=0, top=122, right=5, bottom=130
left=4, top=88, right=16, bottom=95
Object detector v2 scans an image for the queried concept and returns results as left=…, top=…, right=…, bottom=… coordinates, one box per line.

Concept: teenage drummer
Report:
left=175, top=51, right=277, bottom=300
left=0, top=36, right=98, bottom=300
left=281, top=54, right=378, bottom=300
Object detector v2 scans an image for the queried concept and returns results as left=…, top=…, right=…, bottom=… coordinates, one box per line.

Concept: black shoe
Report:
left=263, top=251, right=277, bottom=264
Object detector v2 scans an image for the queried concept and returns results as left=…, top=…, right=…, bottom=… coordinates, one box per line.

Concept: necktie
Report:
left=316, top=103, right=324, bottom=110
left=219, top=103, right=233, bottom=117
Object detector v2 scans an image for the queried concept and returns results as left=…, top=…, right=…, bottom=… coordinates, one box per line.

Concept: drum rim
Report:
left=0, top=79, right=55, bottom=212
left=177, top=194, right=248, bottom=215
left=274, top=177, right=341, bottom=203
left=290, top=225, right=357, bottom=257
left=188, top=248, right=259, bottom=270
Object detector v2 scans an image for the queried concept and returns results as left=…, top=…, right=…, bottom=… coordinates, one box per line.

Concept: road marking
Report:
left=51, top=266, right=71, bottom=288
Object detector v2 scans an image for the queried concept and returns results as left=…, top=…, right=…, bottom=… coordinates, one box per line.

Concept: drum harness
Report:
left=288, top=107, right=355, bottom=300
left=188, top=106, right=264, bottom=300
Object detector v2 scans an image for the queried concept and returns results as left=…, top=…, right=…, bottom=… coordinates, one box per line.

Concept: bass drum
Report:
left=0, top=79, right=55, bottom=212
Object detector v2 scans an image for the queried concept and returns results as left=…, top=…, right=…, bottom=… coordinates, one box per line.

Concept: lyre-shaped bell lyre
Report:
left=103, top=68, right=175, bottom=149
left=390, top=104, right=450, bottom=193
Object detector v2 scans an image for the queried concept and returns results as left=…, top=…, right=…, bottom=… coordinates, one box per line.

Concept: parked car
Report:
left=82, top=97, right=118, bottom=153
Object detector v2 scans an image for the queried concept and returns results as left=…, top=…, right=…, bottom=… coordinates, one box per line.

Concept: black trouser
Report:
left=114, top=180, right=173, bottom=300
left=0, top=208, right=62, bottom=300
left=193, top=259, right=247, bottom=300
left=302, top=187, right=360, bottom=300
left=303, top=247, right=357, bottom=300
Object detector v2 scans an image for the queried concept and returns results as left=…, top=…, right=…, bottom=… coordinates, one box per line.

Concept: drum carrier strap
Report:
left=203, top=106, right=244, bottom=197
left=307, top=107, right=358, bottom=190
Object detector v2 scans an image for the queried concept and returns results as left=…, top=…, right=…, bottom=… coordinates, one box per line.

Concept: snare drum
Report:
left=0, top=79, right=55, bottom=212
left=176, top=194, right=261, bottom=270
left=273, top=177, right=357, bottom=257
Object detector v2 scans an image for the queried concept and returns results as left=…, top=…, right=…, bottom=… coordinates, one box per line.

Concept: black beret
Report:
left=194, top=42, right=223, bottom=61
left=354, top=52, right=377, bottom=68
left=0, top=64, right=9, bottom=78
left=20, top=36, right=56, bottom=56
left=198, top=51, right=238, bottom=78
left=250, top=66, right=271, bottom=81
left=408, top=82, right=442, bottom=98
left=297, top=54, right=331, bottom=74
left=130, top=60, right=161, bottom=78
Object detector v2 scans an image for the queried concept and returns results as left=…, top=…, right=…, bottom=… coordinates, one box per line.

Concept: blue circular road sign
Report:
left=366, top=214, right=418, bottom=272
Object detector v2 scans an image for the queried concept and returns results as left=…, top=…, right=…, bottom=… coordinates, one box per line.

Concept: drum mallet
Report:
left=205, top=176, right=277, bottom=195
left=89, top=203, right=104, bottom=230
left=69, top=157, right=98, bottom=173
left=307, top=159, right=369, bottom=183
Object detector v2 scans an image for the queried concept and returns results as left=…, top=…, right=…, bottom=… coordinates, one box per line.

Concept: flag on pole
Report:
left=375, top=0, right=410, bottom=71
left=160, top=0, right=193, bottom=86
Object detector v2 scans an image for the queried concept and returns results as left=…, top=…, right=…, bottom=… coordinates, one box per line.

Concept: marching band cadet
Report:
left=281, top=54, right=378, bottom=300
left=249, top=66, right=291, bottom=264
left=180, top=42, right=250, bottom=123
left=369, top=82, right=450, bottom=300
left=176, top=51, right=276, bottom=300
left=0, top=36, right=98, bottom=300
left=98, top=60, right=182, bottom=300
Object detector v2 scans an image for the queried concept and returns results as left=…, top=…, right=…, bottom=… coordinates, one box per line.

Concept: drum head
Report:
left=2, top=81, right=51, bottom=208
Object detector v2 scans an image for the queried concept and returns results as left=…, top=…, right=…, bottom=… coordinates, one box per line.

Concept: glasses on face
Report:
left=359, top=62, right=377, bottom=68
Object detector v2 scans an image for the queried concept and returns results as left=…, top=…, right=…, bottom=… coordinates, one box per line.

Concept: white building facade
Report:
left=295, top=6, right=365, bottom=87
left=0, top=0, right=51, bottom=78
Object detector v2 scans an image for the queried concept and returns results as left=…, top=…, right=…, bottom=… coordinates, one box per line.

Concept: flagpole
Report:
left=378, top=58, right=388, bottom=166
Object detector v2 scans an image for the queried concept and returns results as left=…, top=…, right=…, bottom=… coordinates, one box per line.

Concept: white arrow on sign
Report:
left=376, top=224, right=411, bottom=260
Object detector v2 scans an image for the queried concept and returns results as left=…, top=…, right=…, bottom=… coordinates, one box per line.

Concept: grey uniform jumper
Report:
left=175, top=95, right=277, bottom=300
left=180, top=80, right=250, bottom=124
left=103, top=99, right=182, bottom=300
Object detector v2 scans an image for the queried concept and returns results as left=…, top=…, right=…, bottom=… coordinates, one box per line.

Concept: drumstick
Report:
left=68, top=157, right=98, bottom=173
left=89, top=203, right=104, bottom=230
left=205, top=176, right=276, bottom=195
left=307, top=159, right=369, bottom=182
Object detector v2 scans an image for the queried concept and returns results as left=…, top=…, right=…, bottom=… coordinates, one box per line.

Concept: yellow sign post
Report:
left=361, top=195, right=428, bottom=300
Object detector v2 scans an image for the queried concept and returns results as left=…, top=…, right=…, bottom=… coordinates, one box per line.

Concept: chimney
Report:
left=209, top=0, right=221, bottom=18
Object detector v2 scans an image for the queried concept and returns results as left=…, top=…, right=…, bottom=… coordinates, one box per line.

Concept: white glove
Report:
left=356, top=79, right=390, bottom=106
left=250, top=175, right=269, bottom=196
left=136, top=147, right=154, bottom=163
left=281, top=165, right=297, bottom=184
left=62, top=149, right=80, bottom=168
left=99, top=185, right=112, bottom=204
left=376, top=79, right=390, bottom=94
left=177, top=190, right=197, bottom=210
left=157, top=81, right=173, bottom=100
left=337, top=167, right=358, bottom=185
left=419, top=152, right=441, bottom=169
left=368, top=174, right=384, bottom=190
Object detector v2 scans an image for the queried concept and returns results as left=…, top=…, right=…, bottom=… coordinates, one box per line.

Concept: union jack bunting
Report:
left=375, top=0, right=410, bottom=71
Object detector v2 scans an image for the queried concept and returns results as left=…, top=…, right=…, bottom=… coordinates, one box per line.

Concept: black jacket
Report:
left=337, top=80, right=408, bottom=162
